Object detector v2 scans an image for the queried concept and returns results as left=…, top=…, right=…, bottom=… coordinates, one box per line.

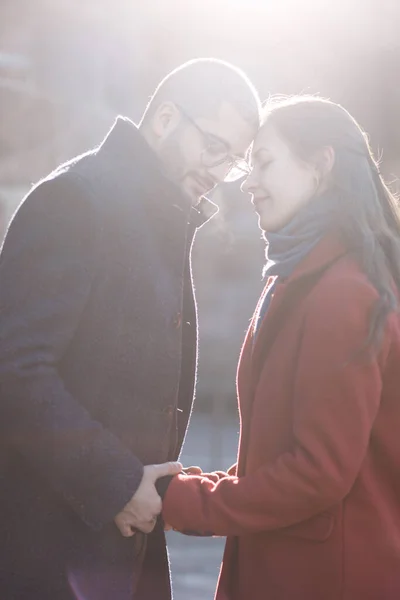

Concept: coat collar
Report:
left=283, top=232, right=350, bottom=284
left=250, top=232, right=351, bottom=365
left=190, top=196, right=219, bottom=229
left=99, top=116, right=218, bottom=230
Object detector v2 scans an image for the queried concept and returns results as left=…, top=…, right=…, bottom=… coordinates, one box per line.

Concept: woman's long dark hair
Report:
left=264, top=96, right=400, bottom=350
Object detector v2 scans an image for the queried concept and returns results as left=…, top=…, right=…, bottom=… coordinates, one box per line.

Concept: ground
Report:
left=167, top=412, right=239, bottom=600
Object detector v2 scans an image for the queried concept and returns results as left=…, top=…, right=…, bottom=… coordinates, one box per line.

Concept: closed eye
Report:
left=260, top=159, right=273, bottom=171
left=206, top=141, right=226, bottom=156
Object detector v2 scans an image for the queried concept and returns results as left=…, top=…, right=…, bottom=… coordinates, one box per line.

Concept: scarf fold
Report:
left=254, top=190, right=337, bottom=338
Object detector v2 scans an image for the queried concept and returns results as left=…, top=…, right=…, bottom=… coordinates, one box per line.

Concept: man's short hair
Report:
left=141, top=58, right=261, bottom=127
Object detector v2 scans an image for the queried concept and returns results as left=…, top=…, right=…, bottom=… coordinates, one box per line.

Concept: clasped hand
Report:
left=114, top=461, right=182, bottom=537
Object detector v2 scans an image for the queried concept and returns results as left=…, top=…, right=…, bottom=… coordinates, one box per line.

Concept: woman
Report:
left=162, top=96, right=400, bottom=600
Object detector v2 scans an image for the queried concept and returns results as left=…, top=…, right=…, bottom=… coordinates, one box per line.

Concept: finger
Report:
left=116, top=521, right=136, bottom=538
left=148, top=461, right=183, bottom=480
left=184, top=466, right=203, bottom=475
left=137, top=518, right=157, bottom=534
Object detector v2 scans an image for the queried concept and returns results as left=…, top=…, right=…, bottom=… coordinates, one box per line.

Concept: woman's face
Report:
left=242, top=123, right=319, bottom=232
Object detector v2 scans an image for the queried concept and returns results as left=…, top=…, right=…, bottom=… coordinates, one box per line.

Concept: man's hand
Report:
left=114, top=461, right=182, bottom=537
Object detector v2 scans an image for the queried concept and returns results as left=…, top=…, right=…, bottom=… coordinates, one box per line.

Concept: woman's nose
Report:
left=241, top=171, right=256, bottom=195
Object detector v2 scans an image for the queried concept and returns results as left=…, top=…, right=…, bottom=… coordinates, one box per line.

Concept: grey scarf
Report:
left=254, top=190, right=336, bottom=337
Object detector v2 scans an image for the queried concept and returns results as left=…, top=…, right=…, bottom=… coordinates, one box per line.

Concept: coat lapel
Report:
left=237, top=234, right=350, bottom=477
left=251, top=234, right=349, bottom=376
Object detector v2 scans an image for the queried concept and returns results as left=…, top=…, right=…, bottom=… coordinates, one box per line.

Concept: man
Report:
left=0, top=198, right=5, bottom=240
left=0, top=58, right=260, bottom=599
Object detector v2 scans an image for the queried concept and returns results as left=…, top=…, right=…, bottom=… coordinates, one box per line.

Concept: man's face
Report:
left=153, top=101, right=257, bottom=204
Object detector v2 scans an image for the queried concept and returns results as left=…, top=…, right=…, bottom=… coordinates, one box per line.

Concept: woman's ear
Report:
left=314, top=146, right=335, bottom=180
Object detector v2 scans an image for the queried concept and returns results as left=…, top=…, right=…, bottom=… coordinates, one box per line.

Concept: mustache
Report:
left=187, top=171, right=216, bottom=193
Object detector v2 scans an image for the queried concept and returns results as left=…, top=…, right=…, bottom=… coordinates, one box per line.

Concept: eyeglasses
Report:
left=178, top=106, right=251, bottom=182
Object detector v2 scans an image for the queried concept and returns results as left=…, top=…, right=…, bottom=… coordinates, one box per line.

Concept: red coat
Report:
left=163, top=234, right=400, bottom=600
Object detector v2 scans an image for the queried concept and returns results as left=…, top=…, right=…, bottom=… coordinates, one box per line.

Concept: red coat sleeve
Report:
left=163, top=276, right=393, bottom=536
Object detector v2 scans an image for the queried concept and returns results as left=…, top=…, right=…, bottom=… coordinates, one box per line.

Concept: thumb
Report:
left=184, top=466, right=203, bottom=475
left=148, top=461, right=182, bottom=481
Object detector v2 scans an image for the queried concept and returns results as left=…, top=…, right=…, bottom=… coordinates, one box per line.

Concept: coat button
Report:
left=173, top=312, right=182, bottom=328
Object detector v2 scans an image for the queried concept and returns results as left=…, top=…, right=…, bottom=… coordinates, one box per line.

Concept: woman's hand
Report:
left=164, top=466, right=202, bottom=530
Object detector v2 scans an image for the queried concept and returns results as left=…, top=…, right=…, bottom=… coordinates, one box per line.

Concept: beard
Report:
left=158, top=127, right=213, bottom=205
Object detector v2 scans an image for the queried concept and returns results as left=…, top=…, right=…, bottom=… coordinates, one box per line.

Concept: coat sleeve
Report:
left=162, top=276, right=391, bottom=536
left=0, top=174, right=144, bottom=530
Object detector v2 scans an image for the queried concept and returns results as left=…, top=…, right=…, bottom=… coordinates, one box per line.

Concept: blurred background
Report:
left=1, top=0, right=400, bottom=597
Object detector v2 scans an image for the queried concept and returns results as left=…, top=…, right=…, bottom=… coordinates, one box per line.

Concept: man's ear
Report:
left=152, top=102, right=181, bottom=139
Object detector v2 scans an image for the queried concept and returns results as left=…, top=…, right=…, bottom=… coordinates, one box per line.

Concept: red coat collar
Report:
left=286, top=232, right=349, bottom=284
left=250, top=232, right=351, bottom=368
